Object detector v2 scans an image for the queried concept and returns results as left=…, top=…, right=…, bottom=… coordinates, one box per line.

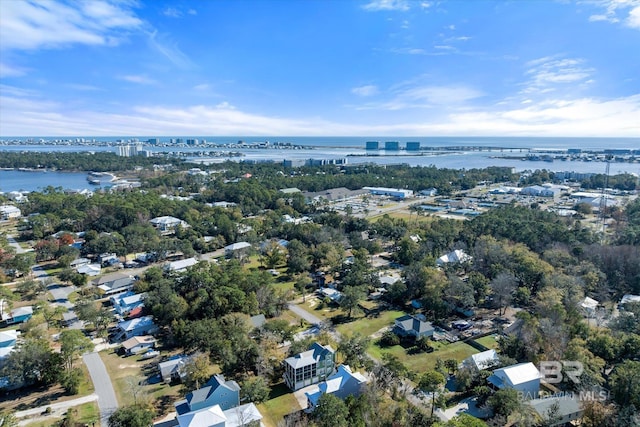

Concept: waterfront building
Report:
left=406, top=141, right=420, bottom=151
left=366, top=141, right=379, bottom=150
left=384, top=141, right=400, bottom=151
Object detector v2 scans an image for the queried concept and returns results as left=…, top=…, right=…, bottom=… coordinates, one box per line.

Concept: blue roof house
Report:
left=116, top=315, right=157, bottom=340
left=2, top=306, right=33, bottom=325
left=175, top=374, right=241, bottom=414
left=111, top=292, right=145, bottom=316
left=305, top=365, right=368, bottom=410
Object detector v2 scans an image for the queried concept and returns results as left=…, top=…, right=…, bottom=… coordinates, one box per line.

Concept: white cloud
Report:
left=0, top=0, right=142, bottom=51
left=0, top=62, right=27, bottom=78
left=147, top=30, right=194, bottom=69
left=362, top=0, right=410, bottom=12
left=64, top=83, right=102, bottom=91
left=628, top=5, right=640, bottom=27
left=119, top=75, right=157, bottom=85
left=1, top=91, right=639, bottom=137
left=194, top=84, right=211, bottom=91
left=587, top=0, right=640, bottom=29
left=522, top=57, right=593, bottom=94
left=163, top=7, right=182, bottom=18
left=354, top=83, right=484, bottom=110
left=352, top=85, right=380, bottom=97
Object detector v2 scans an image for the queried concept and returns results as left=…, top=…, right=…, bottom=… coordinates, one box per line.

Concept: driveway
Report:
left=287, top=303, right=322, bottom=326
left=6, top=234, right=28, bottom=254
left=83, top=352, right=118, bottom=425
left=15, top=394, right=98, bottom=426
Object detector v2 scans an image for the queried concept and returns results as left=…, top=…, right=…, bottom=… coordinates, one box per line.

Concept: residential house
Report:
left=2, top=306, right=33, bottom=325
left=77, top=264, right=101, bottom=276
left=0, top=205, right=21, bottom=220
left=283, top=342, right=336, bottom=391
left=111, top=292, right=145, bottom=316
left=393, top=315, right=435, bottom=339
left=99, top=253, right=120, bottom=267
left=121, top=335, right=157, bottom=355
left=224, top=242, right=251, bottom=257
left=436, top=249, right=472, bottom=266
left=462, top=349, right=500, bottom=372
left=92, top=272, right=136, bottom=296
left=159, top=355, right=189, bottom=383
left=619, top=294, right=640, bottom=309
left=0, top=330, right=18, bottom=360
left=175, top=374, right=241, bottom=414
left=150, top=216, right=190, bottom=235
left=527, top=395, right=583, bottom=426
left=488, top=362, right=541, bottom=399
left=420, top=188, right=438, bottom=197
left=115, top=316, right=157, bottom=341
left=176, top=403, right=263, bottom=427
left=165, top=257, right=198, bottom=273
left=305, top=365, right=368, bottom=410
left=318, top=287, right=343, bottom=303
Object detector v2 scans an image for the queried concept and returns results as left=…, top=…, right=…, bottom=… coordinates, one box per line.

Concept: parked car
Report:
left=140, top=350, right=160, bottom=360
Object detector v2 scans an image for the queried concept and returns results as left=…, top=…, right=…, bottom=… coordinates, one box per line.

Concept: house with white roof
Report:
left=0, top=205, right=21, bottom=220
left=462, top=349, right=500, bottom=372
left=283, top=342, right=336, bottom=391
left=115, top=316, right=157, bottom=341
left=111, top=292, right=145, bottom=316
left=159, top=355, right=190, bottom=383
left=176, top=403, right=263, bottom=427
left=305, top=365, right=368, bottom=410
left=1, top=306, right=33, bottom=325
left=165, top=257, right=198, bottom=273
left=0, top=330, right=19, bottom=360
left=619, top=294, right=640, bottom=309
left=77, top=263, right=101, bottom=276
left=488, top=362, right=541, bottom=399
left=121, top=335, right=157, bottom=355
left=436, top=249, right=472, bottom=266
left=150, top=216, right=190, bottom=235
left=224, top=242, right=251, bottom=257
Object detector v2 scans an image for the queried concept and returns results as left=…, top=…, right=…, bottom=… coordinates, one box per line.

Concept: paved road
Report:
left=287, top=303, right=322, bottom=326
left=83, top=352, right=118, bottom=426
left=14, top=393, right=98, bottom=425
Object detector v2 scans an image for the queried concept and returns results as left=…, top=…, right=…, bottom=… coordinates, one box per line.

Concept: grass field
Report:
left=335, top=308, right=405, bottom=337
left=298, top=297, right=342, bottom=322
left=474, top=334, right=500, bottom=350
left=99, top=349, right=183, bottom=415
left=257, top=383, right=301, bottom=427
left=23, top=401, right=100, bottom=427
left=369, top=340, right=479, bottom=373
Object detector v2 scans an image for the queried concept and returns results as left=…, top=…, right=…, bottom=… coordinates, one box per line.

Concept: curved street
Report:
left=83, top=352, right=118, bottom=426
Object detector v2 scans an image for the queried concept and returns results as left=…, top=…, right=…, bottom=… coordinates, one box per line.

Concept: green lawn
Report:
left=369, top=340, right=479, bottom=373
left=257, top=383, right=301, bottom=427
left=335, top=309, right=405, bottom=337
left=23, top=401, right=100, bottom=427
left=298, top=297, right=342, bottom=322
left=474, top=334, right=500, bottom=350
left=99, top=348, right=183, bottom=414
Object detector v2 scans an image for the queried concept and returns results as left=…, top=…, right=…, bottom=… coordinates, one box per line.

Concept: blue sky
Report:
left=0, top=0, right=639, bottom=137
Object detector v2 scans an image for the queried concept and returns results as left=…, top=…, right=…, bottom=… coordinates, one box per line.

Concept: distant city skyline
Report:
left=1, top=0, right=639, bottom=137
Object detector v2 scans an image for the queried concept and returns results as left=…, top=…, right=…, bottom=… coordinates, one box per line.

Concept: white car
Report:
left=140, top=350, right=159, bottom=360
